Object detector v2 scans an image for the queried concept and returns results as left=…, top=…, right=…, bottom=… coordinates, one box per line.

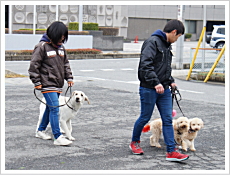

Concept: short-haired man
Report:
left=129, top=19, right=189, bottom=161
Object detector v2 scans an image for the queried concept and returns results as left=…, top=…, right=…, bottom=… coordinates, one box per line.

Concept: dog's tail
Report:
left=142, top=124, right=150, bottom=133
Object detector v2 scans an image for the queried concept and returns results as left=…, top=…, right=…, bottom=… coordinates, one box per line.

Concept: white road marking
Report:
left=179, top=89, right=204, bottom=94
left=100, top=69, right=114, bottom=71
left=79, top=70, right=95, bottom=72
left=121, top=68, right=134, bottom=71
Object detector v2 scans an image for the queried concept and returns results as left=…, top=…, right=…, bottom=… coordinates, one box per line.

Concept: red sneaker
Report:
left=166, top=151, right=189, bottom=161
left=129, top=141, right=144, bottom=155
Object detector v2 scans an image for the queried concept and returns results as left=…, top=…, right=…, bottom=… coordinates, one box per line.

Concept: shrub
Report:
left=99, top=27, right=119, bottom=36
left=185, top=33, right=192, bottom=39
left=68, top=22, right=99, bottom=31
left=12, top=29, right=89, bottom=35
left=66, top=48, right=102, bottom=54
left=5, top=48, right=102, bottom=55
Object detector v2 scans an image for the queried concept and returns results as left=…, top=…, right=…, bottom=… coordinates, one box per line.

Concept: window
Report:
left=217, top=28, right=225, bottom=35
left=185, top=20, right=196, bottom=33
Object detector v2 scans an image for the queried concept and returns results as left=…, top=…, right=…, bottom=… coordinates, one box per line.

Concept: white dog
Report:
left=36, top=90, right=90, bottom=141
left=142, top=117, right=189, bottom=148
left=180, top=117, right=204, bottom=151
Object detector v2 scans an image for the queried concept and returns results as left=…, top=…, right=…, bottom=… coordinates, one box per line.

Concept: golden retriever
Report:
left=36, top=90, right=90, bottom=141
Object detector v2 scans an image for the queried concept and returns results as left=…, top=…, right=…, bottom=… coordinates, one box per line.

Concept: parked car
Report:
left=209, top=25, right=225, bottom=51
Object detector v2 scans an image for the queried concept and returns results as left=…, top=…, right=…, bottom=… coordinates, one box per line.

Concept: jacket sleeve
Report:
left=63, top=49, right=73, bottom=82
left=28, top=45, right=44, bottom=87
left=138, top=40, right=161, bottom=87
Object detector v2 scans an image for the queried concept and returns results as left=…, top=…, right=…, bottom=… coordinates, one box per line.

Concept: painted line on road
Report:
left=79, top=70, right=95, bottom=72
left=100, top=69, right=115, bottom=71
left=180, top=89, right=204, bottom=94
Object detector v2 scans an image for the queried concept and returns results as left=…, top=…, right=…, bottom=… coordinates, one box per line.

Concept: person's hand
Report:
left=68, top=81, right=74, bottom=87
left=155, top=84, right=164, bottom=94
left=35, top=85, right=42, bottom=89
left=170, top=83, right=177, bottom=91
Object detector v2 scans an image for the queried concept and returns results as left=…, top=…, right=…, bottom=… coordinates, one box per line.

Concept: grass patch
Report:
left=191, top=72, right=225, bottom=82
left=5, top=70, right=27, bottom=78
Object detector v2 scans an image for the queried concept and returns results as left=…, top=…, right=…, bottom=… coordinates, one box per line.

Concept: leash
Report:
left=171, top=86, right=186, bottom=117
left=34, top=86, right=73, bottom=109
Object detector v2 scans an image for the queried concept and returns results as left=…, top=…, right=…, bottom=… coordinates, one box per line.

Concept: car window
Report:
left=217, top=28, right=225, bottom=35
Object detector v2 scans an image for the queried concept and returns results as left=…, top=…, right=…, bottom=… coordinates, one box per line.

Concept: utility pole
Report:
left=79, top=5, right=83, bottom=31
left=56, top=5, right=59, bottom=21
left=33, top=5, right=36, bottom=35
left=175, top=5, right=185, bottom=69
left=201, top=5, right=207, bottom=72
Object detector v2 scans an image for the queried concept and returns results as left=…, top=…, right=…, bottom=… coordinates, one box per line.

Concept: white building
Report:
left=5, top=5, right=225, bottom=41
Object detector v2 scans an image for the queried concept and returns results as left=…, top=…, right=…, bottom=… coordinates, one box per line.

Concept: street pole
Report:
left=9, top=5, right=12, bottom=34
left=56, top=5, right=59, bottom=21
left=176, top=5, right=185, bottom=69
left=33, top=5, right=36, bottom=35
left=201, top=5, right=207, bottom=72
left=79, top=5, right=83, bottom=31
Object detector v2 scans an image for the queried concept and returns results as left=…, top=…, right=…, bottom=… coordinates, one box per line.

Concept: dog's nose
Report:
left=76, top=98, right=80, bottom=102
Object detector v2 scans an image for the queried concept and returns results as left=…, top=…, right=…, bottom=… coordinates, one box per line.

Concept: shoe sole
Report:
left=166, top=156, right=189, bottom=161
left=129, top=145, right=144, bottom=155
left=54, top=140, right=72, bottom=146
left=35, top=135, right=52, bottom=140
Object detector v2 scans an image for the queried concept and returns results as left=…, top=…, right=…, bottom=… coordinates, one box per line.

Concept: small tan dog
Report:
left=180, top=117, right=204, bottom=152
left=142, top=117, right=189, bottom=148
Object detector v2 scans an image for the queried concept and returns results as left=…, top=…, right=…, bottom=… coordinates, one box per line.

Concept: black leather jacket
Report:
left=138, top=35, right=175, bottom=89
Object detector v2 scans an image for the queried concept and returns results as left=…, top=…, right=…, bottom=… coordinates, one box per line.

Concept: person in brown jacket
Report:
left=28, top=21, right=74, bottom=146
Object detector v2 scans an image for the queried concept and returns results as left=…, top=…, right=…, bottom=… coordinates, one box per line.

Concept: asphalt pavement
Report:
left=4, top=76, right=226, bottom=174
left=3, top=41, right=227, bottom=174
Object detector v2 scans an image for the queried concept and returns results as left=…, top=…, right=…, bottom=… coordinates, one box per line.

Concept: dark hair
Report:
left=163, top=19, right=185, bottom=35
left=47, top=21, right=68, bottom=45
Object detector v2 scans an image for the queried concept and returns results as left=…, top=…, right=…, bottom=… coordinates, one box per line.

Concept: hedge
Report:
left=5, top=48, right=102, bottom=55
left=68, top=22, right=99, bottom=31
left=10, top=29, right=89, bottom=35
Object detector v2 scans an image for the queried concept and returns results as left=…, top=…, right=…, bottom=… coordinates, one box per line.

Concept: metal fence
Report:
left=190, top=48, right=225, bottom=73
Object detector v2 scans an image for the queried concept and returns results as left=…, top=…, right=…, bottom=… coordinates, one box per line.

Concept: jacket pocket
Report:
left=157, top=47, right=164, bottom=62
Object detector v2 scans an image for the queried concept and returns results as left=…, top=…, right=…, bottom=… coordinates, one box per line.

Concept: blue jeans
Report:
left=38, top=92, right=62, bottom=139
left=132, top=86, right=175, bottom=153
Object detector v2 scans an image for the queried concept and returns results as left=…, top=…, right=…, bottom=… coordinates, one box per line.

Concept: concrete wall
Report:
left=127, top=18, right=167, bottom=40
left=5, top=34, right=93, bottom=50
left=89, top=31, right=124, bottom=51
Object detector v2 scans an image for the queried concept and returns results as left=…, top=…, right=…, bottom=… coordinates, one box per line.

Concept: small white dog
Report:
left=142, top=117, right=189, bottom=148
left=36, top=90, right=90, bottom=141
left=180, top=117, right=204, bottom=151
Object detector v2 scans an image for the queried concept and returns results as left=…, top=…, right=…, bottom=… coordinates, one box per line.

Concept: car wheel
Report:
left=215, top=42, right=224, bottom=53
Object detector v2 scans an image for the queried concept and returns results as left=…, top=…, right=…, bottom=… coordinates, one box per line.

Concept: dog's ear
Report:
left=173, top=120, right=178, bottom=130
left=72, top=91, right=76, bottom=96
left=85, top=96, right=90, bottom=104
left=200, top=119, right=204, bottom=128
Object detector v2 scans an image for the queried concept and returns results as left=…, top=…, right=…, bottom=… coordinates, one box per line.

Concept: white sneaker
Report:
left=54, top=135, right=72, bottom=146
left=35, top=131, right=52, bottom=140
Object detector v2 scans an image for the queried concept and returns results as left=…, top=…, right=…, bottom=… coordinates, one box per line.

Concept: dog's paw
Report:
left=155, top=144, right=162, bottom=148
left=190, top=148, right=196, bottom=151
left=182, top=148, right=188, bottom=152
left=68, top=136, right=75, bottom=141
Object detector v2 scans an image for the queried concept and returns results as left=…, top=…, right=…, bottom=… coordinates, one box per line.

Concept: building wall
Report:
left=9, top=5, right=225, bottom=40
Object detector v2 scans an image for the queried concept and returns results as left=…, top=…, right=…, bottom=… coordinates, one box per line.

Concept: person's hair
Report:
left=47, top=21, right=68, bottom=45
left=163, top=19, right=185, bottom=35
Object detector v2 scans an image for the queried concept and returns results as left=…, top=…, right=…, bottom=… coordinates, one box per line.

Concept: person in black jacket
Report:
left=129, top=19, right=189, bottom=161
left=28, top=21, right=74, bottom=146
